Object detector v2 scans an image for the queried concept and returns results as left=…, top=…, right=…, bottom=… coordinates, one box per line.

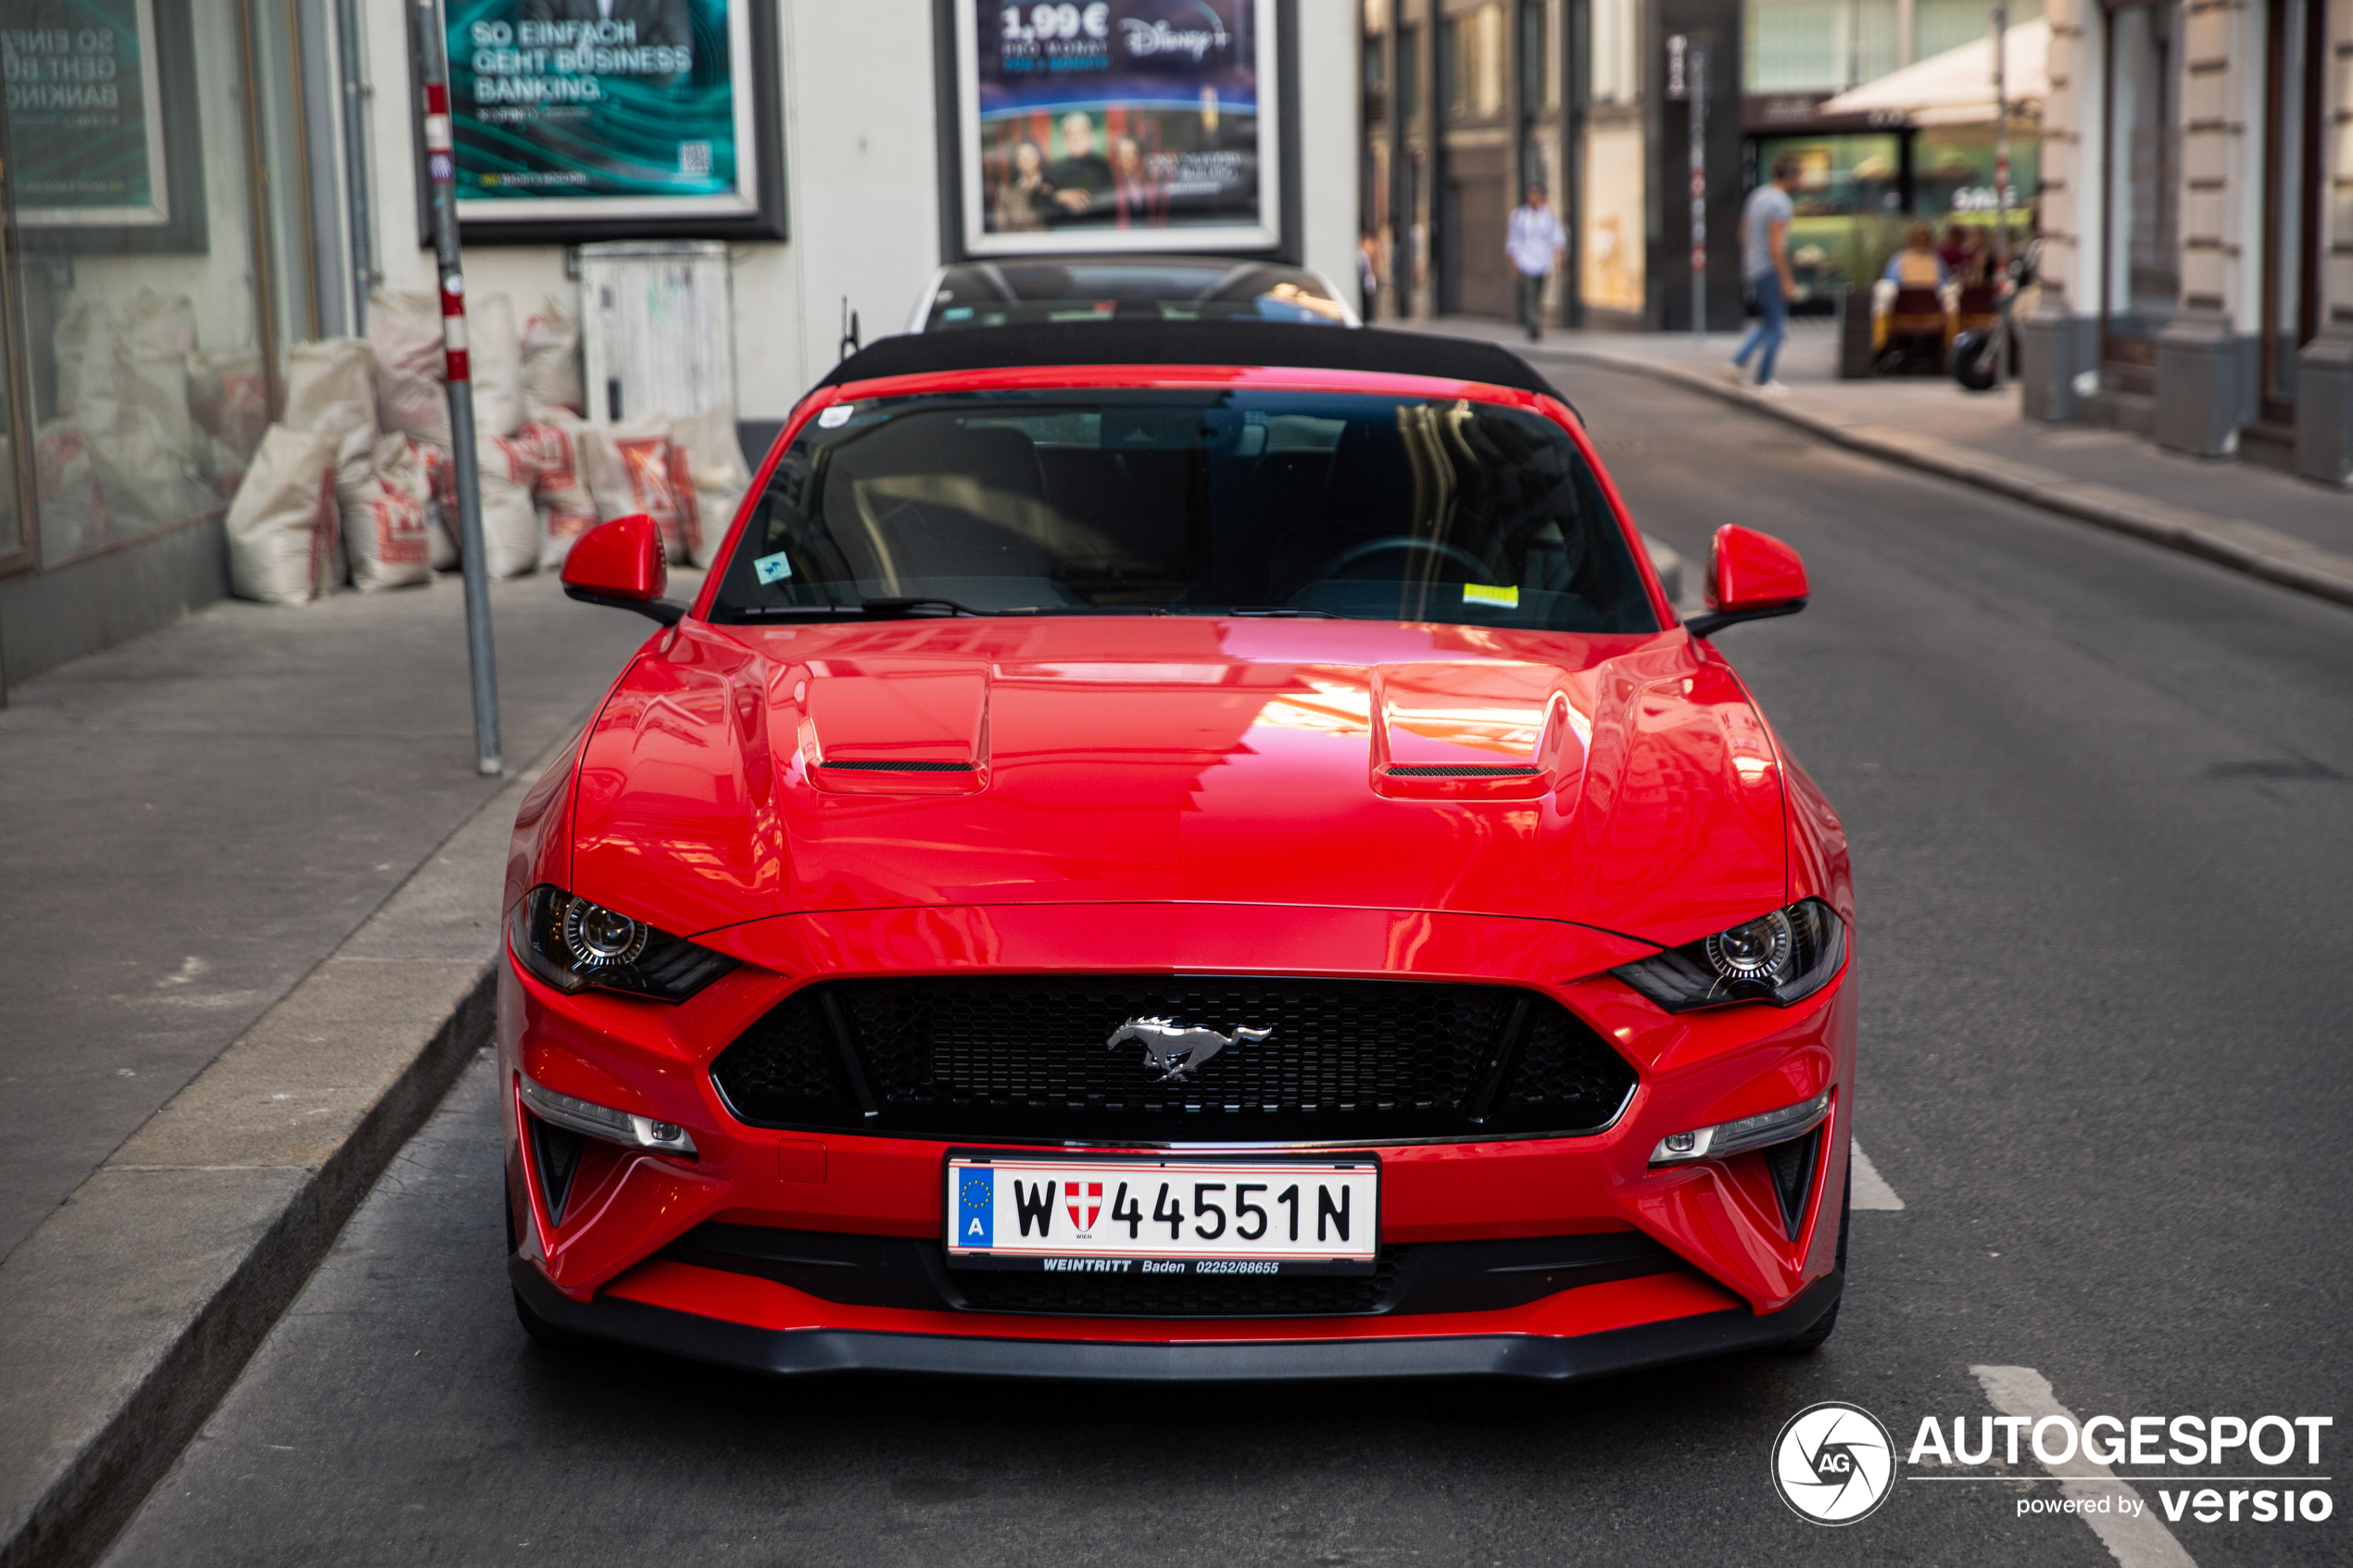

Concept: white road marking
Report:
left=1970, top=1364, right=2199, bottom=1568
left=1849, top=1141, right=1906, bottom=1210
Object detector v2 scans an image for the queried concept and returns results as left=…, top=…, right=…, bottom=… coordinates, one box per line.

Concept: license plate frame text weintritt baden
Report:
left=944, top=1155, right=1382, bottom=1276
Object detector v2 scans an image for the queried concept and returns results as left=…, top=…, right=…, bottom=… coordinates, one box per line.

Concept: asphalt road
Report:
left=98, top=367, right=2352, bottom=1567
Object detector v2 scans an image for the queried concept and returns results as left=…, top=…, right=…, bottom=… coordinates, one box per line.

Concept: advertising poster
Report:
left=958, top=0, right=1281, bottom=255
left=2, top=0, right=172, bottom=227
left=447, top=0, right=765, bottom=227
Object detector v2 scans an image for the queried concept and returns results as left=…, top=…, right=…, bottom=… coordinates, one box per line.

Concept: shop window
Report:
left=1519, top=0, right=1554, bottom=109
left=2100, top=0, right=2181, bottom=385
left=1398, top=25, right=1422, bottom=121
left=5, top=0, right=280, bottom=570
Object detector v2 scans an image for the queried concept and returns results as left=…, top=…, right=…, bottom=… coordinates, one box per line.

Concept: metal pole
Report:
left=1991, top=3, right=2009, bottom=388
left=1690, top=46, right=1707, bottom=343
left=414, top=0, right=501, bottom=776
left=336, top=0, right=375, bottom=334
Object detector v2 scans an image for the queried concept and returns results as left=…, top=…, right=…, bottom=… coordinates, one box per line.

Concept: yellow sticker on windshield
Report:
left=1463, top=583, right=1520, bottom=608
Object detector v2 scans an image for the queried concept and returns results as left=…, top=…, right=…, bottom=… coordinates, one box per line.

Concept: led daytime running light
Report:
left=519, top=1073, right=698, bottom=1156
left=1649, top=1088, right=1831, bottom=1167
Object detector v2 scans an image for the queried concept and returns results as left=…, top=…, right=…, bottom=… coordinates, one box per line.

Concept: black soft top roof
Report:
left=818, top=321, right=1565, bottom=400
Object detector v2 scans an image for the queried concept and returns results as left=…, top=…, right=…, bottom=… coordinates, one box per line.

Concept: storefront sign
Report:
left=446, top=0, right=773, bottom=232
left=955, top=0, right=1281, bottom=255
left=2, top=0, right=172, bottom=227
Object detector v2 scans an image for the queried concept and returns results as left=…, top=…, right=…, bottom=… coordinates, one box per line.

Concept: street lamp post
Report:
left=412, top=0, right=502, bottom=777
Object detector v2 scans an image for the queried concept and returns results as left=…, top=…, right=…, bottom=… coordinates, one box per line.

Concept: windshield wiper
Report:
left=1223, top=606, right=1341, bottom=618
left=860, top=596, right=987, bottom=617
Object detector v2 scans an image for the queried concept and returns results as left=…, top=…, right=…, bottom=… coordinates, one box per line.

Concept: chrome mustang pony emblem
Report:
left=1107, top=1017, right=1272, bottom=1083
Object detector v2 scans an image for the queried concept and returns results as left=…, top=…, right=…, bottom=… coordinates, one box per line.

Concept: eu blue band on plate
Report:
left=957, top=1167, right=993, bottom=1246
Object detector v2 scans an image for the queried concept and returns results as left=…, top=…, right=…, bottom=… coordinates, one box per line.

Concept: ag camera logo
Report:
left=1773, top=1401, right=1897, bottom=1524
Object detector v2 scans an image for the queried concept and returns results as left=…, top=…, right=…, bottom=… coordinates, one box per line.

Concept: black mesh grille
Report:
left=819, top=759, right=977, bottom=772
left=1385, top=763, right=1541, bottom=778
left=953, top=1253, right=1403, bottom=1318
left=711, top=975, right=1635, bottom=1142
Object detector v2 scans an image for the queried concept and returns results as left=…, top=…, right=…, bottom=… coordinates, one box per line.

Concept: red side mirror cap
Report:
left=561, top=514, right=683, bottom=624
left=1688, top=525, right=1808, bottom=638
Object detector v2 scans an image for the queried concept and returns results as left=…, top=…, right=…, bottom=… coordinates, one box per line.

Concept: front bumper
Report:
left=515, top=1258, right=1843, bottom=1381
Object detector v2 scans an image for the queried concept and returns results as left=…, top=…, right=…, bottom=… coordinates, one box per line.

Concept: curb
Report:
left=0, top=734, right=571, bottom=1568
left=1541, top=346, right=2353, bottom=612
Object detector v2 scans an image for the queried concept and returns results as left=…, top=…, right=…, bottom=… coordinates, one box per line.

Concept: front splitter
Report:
left=510, top=1258, right=1842, bottom=1383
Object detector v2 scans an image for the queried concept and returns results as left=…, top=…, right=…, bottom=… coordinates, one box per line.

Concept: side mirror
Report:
left=560, top=514, right=686, bottom=625
left=1685, top=524, right=1808, bottom=638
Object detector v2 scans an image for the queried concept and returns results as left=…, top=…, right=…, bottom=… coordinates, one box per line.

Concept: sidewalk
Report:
left=0, top=570, right=680, bottom=1568
left=1416, top=316, right=2353, bottom=609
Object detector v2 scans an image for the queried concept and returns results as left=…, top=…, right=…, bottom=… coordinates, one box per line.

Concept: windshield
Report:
left=708, top=389, right=1657, bottom=634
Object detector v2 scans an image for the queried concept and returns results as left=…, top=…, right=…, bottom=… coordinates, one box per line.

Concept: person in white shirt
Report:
left=1505, top=183, right=1567, bottom=343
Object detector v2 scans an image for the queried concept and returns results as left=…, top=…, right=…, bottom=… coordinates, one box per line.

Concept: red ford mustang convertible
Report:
left=503, top=321, right=1855, bottom=1380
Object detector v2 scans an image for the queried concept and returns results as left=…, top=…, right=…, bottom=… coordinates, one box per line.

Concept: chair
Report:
left=1877, top=286, right=1951, bottom=375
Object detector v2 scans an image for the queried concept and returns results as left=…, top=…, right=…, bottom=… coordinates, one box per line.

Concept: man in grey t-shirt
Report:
left=1726, top=153, right=1802, bottom=394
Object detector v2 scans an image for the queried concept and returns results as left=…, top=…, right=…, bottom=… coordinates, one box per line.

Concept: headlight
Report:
left=1612, top=899, right=1844, bottom=1012
left=509, top=884, right=738, bottom=1003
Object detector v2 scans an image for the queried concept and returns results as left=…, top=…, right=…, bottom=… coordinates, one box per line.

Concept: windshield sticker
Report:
left=753, top=551, right=794, bottom=584
left=1463, top=583, right=1520, bottom=608
left=818, top=406, right=854, bottom=429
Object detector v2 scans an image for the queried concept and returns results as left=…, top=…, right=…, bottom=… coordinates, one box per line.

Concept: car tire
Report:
left=1776, top=1148, right=1851, bottom=1354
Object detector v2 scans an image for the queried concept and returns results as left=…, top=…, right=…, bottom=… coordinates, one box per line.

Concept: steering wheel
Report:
left=1310, top=535, right=1496, bottom=583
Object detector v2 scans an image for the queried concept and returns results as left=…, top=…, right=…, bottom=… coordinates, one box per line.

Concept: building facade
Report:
left=2021, top=0, right=2351, bottom=481
left=0, top=0, right=1363, bottom=689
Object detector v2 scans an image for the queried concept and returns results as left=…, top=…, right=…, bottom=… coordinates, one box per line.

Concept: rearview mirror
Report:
left=1685, top=524, right=1808, bottom=639
left=560, top=514, right=685, bottom=625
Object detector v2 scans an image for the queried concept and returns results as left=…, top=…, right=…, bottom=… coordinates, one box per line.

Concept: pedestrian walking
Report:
left=1504, top=182, right=1565, bottom=342
left=1726, top=153, right=1801, bottom=395
left=1358, top=229, right=1381, bottom=322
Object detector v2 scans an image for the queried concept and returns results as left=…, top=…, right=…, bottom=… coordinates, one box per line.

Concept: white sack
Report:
left=580, top=416, right=698, bottom=565
left=413, top=440, right=459, bottom=570
left=669, top=407, right=749, bottom=564
left=369, top=290, right=450, bottom=444
left=34, top=420, right=111, bottom=558
left=469, top=292, right=525, bottom=439
left=51, top=299, right=117, bottom=418
left=515, top=418, right=600, bottom=569
left=339, top=431, right=434, bottom=592
left=227, top=424, right=340, bottom=606
left=427, top=432, right=540, bottom=578
left=283, top=338, right=380, bottom=489
left=521, top=296, right=584, bottom=420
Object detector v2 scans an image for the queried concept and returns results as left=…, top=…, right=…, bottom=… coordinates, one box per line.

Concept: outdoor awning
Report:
left=1818, top=19, right=2048, bottom=127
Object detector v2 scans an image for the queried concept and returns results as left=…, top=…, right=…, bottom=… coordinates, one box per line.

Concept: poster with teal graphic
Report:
left=449, top=0, right=764, bottom=225
left=2, top=0, right=171, bottom=226
left=956, top=0, right=1280, bottom=256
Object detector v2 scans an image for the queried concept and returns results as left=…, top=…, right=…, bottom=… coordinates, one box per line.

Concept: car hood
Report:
left=567, top=618, right=1786, bottom=949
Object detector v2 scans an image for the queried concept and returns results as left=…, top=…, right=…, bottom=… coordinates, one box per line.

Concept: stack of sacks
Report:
left=370, top=288, right=560, bottom=579
left=39, top=288, right=229, bottom=558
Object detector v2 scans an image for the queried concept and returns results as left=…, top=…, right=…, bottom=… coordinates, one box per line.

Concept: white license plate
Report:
left=944, top=1156, right=1379, bottom=1274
